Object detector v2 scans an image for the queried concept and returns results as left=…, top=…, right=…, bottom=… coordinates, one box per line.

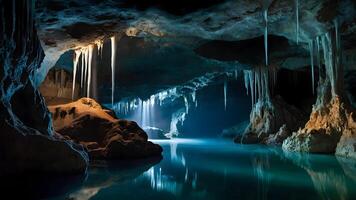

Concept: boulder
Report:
left=48, top=98, right=162, bottom=160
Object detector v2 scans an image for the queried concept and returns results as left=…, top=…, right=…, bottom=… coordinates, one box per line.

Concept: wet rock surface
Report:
left=49, top=98, right=163, bottom=160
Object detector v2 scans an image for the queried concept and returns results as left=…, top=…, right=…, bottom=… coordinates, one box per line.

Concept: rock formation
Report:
left=234, top=65, right=305, bottom=145
left=48, top=98, right=163, bottom=160
left=0, top=0, right=88, bottom=174
left=283, top=27, right=356, bottom=157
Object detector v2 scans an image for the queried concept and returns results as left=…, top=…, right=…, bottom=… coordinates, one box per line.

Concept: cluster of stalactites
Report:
left=308, top=19, right=342, bottom=98
left=244, top=66, right=276, bottom=106
left=72, top=40, right=104, bottom=100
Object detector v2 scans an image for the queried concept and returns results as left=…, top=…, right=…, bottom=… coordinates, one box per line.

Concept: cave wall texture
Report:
left=0, top=0, right=88, bottom=174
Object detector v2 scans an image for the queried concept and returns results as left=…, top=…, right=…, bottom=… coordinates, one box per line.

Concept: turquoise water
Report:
left=16, top=139, right=356, bottom=199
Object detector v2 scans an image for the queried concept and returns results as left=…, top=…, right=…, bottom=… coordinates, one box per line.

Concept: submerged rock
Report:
left=49, top=98, right=162, bottom=160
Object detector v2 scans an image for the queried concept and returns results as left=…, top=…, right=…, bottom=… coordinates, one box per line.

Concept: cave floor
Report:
left=4, top=139, right=356, bottom=200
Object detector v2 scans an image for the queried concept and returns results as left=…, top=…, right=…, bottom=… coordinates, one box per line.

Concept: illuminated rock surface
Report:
left=49, top=98, right=162, bottom=159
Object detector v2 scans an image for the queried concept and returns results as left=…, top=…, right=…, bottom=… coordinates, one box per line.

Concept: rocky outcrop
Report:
left=48, top=98, right=162, bottom=160
left=283, top=96, right=352, bottom=153
left=235, top=96, right=305, bottom=144
left=283, top=25, right=356, bottom=157
left=264, top=124, right=291, bottom=146
left=283, top=95, right=356, bottom=156
left=0, top=0, right=88, bottom=175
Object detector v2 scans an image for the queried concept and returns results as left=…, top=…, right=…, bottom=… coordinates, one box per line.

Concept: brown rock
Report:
left=48, top=98, right=162, bottom=160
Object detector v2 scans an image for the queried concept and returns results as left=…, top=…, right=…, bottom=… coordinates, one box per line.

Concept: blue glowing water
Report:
left=23, top=139, right=356, bottom=200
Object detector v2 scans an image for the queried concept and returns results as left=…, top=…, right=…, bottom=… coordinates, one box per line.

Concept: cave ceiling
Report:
left=35, top=0, right=356, bottom=97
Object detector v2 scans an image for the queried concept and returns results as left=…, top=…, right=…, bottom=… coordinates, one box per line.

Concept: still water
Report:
left=12, top=139, right=356, bottom=199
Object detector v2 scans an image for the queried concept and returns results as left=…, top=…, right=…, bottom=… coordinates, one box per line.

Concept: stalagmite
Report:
left=224, top=80, right=227, bottom=110
left=295, top=0, right=300, bottom=44
left=111, top=36, right=116, bottom=106
left=309, top=40, right=315, bottom=94
left=72, top=50, right=81, bottom=100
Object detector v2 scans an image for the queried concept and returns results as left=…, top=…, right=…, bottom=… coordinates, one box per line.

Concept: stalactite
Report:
left=95, top=40, right=104, bottom=58
left=316, top=36, right=321, bottom=76
left=309, top=40, right=315, bottom=94
left=184, top=96, right=189, bottom=114
left=264, top=9, right=268, bottom=67
left=320, top=21, right=342, bottom=97
left=72, top=50, right=81, bottom=100
left=84, top=47, right=90, bottom=96
left=243, top=67, right=271, bottom=106
left=295, top=0, right=300, bottom=44
left=87, top=45, right=94, bottom=97
left=224, top=80, right=227, bottom=110
left=110, top=36, right=117, bottom=106
left=80, top=50, right=85, bottom=88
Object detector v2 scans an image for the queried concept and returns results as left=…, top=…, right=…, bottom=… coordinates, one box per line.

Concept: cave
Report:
left=1, top=0, right=356, bottom=199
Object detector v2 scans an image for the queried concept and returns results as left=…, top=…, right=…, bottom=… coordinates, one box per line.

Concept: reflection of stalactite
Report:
left=252, top=155, right=271, bottom=200
left=282, top=152, right=350, bottom=200
left=307, top=169, right=348, bottom=200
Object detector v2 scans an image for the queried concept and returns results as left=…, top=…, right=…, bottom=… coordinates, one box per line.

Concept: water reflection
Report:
left=252, top=155, right=271, bottom=200
left=281, top=150, right=351, bottom=200
left=31, top=139, right=356, bottom=200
